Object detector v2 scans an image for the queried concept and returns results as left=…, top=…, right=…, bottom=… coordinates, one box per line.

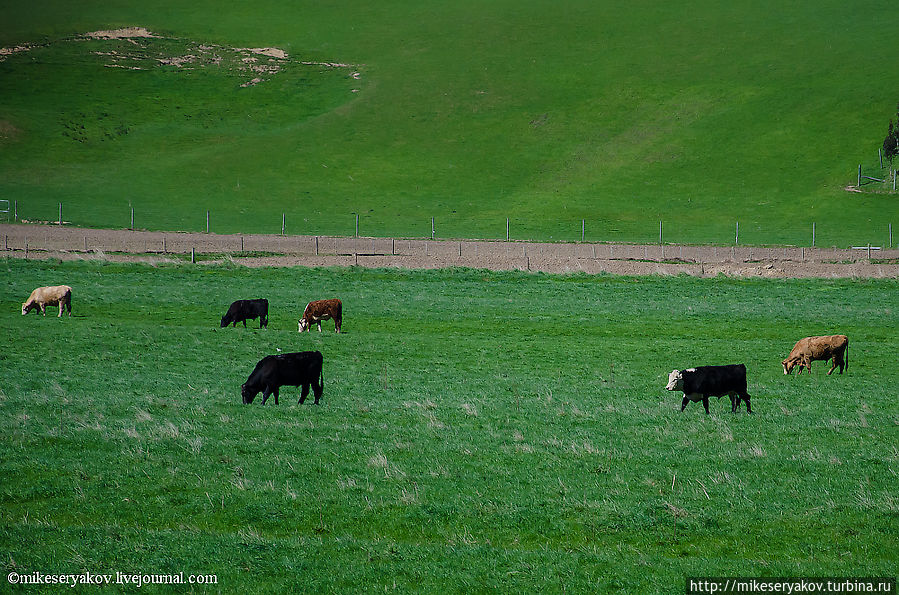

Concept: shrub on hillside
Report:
left=883, top=102, right=899, bottom=167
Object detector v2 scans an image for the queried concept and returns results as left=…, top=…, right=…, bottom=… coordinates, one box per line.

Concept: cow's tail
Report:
left=845, top=340, right=849, bottom=372
left=320, top=366, right=325, bottom=395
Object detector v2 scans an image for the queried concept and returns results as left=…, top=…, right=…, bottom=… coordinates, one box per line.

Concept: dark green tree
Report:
left=883, top=103, right=899, bottom=167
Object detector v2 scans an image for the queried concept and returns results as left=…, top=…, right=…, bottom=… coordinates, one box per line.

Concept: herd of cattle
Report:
left=21, top=284, right=850, bottom=414
left=221, top=298, right=341, bottom=405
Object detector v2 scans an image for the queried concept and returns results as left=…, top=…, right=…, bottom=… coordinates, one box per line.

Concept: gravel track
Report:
left=3, top=224, right=897, bottom=278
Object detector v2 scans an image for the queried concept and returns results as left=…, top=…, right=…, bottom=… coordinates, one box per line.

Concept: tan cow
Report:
left=298, top=299, right=342, bottom=333
left=22, top=285, right=73, bottom=317
left=782, top=335, right=849, bottom=375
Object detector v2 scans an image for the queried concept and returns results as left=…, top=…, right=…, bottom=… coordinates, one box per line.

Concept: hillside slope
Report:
left=1, top=0, right=897, bottom=245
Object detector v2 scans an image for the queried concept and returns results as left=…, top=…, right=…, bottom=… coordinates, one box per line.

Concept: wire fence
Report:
left=6, top=199, right=898, bottom=253
left=3, top=224, right=898, bottom=266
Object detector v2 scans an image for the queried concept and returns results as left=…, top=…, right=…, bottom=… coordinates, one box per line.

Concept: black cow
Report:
left=665, top=364, right=752, bottom=414
left=221, top=299, right=268, bottom=328
left=241, top=351, right=324, bottom=405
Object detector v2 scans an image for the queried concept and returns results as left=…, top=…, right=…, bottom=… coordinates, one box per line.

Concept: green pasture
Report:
left=1, top=259, right=896, bottom=592
left=1, top=0, right=899, bottom=245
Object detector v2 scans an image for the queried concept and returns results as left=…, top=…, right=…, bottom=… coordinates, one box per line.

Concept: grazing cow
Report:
left=666, top=364, right=752, bottom=414
left=221, top=299, right=268, bottom=328
left=241, top=351, right=324, bottom=405
left=22, top=285, right=72, bottom=317
left=298, top=298, right=342, bottom=333
left=782, top=335, right=849, bottom=375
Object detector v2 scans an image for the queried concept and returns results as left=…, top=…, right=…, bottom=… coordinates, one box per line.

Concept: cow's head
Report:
left=220, top=315, right=230, bottom=328
left=21, top=301, right=35, bottom=315
left=298, top=318, right=309, bottom=332
left=665, top=369, right=684, bottom=391
left=241, top=383, right=256, bottom=404
left=782, top=357, right=800, bottom=375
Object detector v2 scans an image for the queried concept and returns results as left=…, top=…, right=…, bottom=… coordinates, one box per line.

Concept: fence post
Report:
left=206, top=211, right=209, bottom=234
left=282, top=213, right=286, bottom=236
left=890, top=223, right=893, bottom=248
left=58, top=203, right=62, bottom=225
left=13, top=200, right=17, bottom=222
left=240, top=235, right=244, bottom=252
left=582, top=219, right=585, bottom=242
left=659, top=221, right=662, bottom=245
left=735, top=221, right=739, bottom=245
left=506, top=218, right=510, bottom=241
left=431, top=217, right=435, bottom=240
left=858, top=164, right=861, bottom=187
left=191, top=247, right=195, bottom=263
left=131, top=207, right=134, bottom=230
left=163, top=236, right=167, bottom=253
left=354, top=213, right=359, bottom=238
left=812, top=222, right=815, bottom=247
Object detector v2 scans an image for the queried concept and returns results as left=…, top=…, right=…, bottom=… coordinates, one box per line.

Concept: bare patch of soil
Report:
left=84, top=27, right=159, bottom=40
left=0, top=45, right=31, bottom=61
left=2, top=224, right=897, bottom=279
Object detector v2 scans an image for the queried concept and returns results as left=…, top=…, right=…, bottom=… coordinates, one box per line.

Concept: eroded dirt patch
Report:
left=3, top=26, right=359, bottom=89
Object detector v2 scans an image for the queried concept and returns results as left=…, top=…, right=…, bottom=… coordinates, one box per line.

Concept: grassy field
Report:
left=1, top=1, right=899, bottom=245
left=1, top=259, right=897, bottom=592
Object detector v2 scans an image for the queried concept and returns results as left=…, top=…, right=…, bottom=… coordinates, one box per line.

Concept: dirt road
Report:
left=2, top=224, right=897, bottom=278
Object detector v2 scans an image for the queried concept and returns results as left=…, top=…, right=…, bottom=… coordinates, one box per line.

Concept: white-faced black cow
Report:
left=665, top=364, right=752, bottom=414
left=241, top=351, right=324, bottom=405
left=221, top=299, right=268, bottom=329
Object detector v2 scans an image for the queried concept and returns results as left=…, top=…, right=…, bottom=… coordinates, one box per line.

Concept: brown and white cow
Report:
left=22, top=285, right=72, bottom=317
left=298, top=298, right=342, bottom=333
left=782, top=335, right=849, bottom=375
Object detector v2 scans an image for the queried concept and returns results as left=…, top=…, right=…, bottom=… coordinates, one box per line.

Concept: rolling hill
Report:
left=1, top=0, right=898, bottom=245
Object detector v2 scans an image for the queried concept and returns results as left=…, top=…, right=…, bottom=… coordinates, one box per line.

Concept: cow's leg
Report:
left=299, top=383, right=309, bottom=404
left=680, top=396, right=689, bottom=411
left=317, top=320, right=322, bottom=333
left=273, top=387, right=279, bottom=405
left=58, top=302, right=64, bottom=317
left=702, top=397, right=710, bottom=414
left=261, top=387, right=272, bottom=405
left=741, top=392, right=752, bottom=413
left=312, top=373, right=323, bottom=404
left=827, top=358, right=838, bottom=375
left=335, top=317, right=341, bottom=333
left=40, top=304, right=46, bottom=316
left=242, top=319, right=247, bottom=328
left=729, top=393, right=739, bottom=413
